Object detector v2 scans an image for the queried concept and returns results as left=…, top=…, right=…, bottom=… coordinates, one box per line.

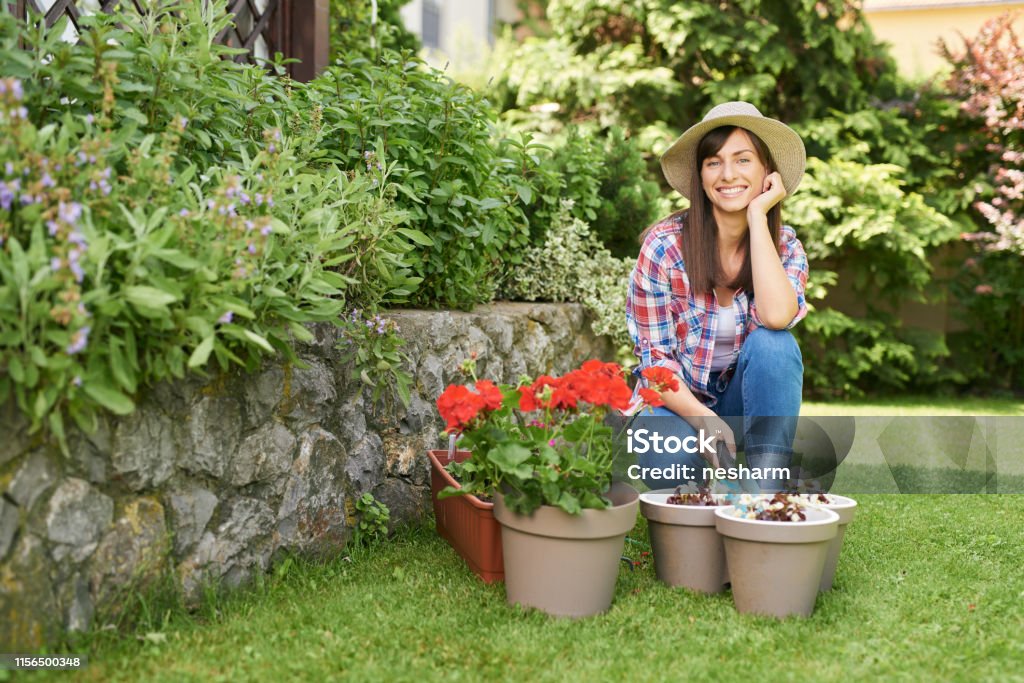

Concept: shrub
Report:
left=489, top=0, right=900, bottom=133
left=303, top=52, right=533, bottom=308
left=499, top=200, right=634, bottom=353
left=786, top=158, right=960, bottom=396
left=940, top=13, right=1024, bottom=392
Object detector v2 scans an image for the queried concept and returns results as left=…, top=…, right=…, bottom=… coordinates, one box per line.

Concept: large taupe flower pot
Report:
left=493, top=482, right=639, bottom=618
left=714, top=505, right=839, bottom=618
left=814, top=494, right=857, bottom=591
left=639, top=490, right=728, bottom=594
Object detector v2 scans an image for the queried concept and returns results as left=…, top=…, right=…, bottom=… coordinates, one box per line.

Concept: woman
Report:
left=626, top=101, right=808, bottom=492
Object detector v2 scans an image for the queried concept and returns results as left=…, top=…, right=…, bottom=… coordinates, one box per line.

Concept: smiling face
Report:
left=699, top=127, right=769, bottom=221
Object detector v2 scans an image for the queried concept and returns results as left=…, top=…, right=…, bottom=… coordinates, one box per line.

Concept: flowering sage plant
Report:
left=436, top=359, right=678, bottom=515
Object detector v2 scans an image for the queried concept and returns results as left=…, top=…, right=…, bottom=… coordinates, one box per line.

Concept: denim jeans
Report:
left=631, top=328, right=803, bottom=492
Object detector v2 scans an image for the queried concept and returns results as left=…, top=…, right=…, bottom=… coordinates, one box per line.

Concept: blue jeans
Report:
left=631, top=328, right=803, bottom=492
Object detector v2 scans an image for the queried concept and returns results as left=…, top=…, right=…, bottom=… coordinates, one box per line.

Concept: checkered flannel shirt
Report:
left=626, top=215, right=808, bottom=408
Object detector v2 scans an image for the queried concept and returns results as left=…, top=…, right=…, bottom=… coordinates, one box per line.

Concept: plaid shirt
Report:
left=626, top=215, right=808, bottom=408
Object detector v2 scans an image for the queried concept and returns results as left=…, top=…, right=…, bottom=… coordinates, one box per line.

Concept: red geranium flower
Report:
left=641, top=366, right=680, bottom=393
left=436, top=384, right=486, bottom=434
left=474, top=379, right=503, bottom=411
left=638, top=387, right=665, bottom=407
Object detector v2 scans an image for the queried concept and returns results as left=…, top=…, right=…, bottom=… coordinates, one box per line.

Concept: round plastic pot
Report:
left=714, top=505, right=839, bottom=618
left=813, top=494, right=857, bottom=591
left=639, top=490, right=728, bottom=594
left=493, top=482, right=639, bottom=618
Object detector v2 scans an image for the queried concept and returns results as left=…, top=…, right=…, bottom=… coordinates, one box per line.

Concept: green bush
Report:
left=499, top=200, right=634, bottom=353
left=489, top=0, right=900, bottom=134
left=330, top=0, right=419, bottom=61
left=0, top=7, right=419, bottom=438
left=786, top=158, right=961, bottom=396
left=303, top=52, right=534, bottom=308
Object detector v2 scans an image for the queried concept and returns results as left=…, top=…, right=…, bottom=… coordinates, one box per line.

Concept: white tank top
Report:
left=710, top=304, right=737, bottom=371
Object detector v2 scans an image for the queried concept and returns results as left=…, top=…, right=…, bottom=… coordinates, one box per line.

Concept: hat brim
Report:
left=660, top=115, right=806, bottom=201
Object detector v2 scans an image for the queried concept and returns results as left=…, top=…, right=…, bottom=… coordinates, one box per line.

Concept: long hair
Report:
left=643, top=126, right=783, bottom=296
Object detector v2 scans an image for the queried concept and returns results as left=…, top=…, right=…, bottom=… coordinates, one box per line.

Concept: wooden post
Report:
left=287, top=0, right=329, bottom=82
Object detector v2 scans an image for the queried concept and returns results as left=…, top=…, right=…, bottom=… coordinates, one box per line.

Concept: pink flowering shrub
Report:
left=941, top=14, right=1024, bottom=390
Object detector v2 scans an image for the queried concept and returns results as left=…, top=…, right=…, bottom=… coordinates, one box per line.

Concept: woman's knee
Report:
left=741, top=327, right=803, bottom=367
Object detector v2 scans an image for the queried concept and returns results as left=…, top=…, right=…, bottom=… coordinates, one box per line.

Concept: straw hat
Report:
left=660, top=101, right=806, bottom=201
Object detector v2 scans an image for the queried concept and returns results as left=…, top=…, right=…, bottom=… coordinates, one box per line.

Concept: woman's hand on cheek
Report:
left=747, top=171, right=787, bottom=217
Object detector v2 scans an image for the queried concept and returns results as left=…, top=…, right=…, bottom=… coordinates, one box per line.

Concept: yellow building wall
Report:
left=864, top=5, right=1024, bottom=78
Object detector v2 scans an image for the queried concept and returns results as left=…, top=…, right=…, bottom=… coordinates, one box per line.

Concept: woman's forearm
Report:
left=660, top=379, right=715, bottom=428
left=747, top=212, right=797, bottom=329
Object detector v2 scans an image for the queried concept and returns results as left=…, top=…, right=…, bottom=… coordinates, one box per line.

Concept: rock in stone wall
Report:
left=0, top=303, right=613, bottom=649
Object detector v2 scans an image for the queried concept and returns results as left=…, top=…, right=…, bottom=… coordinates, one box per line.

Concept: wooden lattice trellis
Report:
left=6, top=0, right=327, bottom=81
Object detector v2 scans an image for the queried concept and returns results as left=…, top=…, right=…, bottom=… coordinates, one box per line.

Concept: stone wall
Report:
left=0, top=303, right=614, bottom=650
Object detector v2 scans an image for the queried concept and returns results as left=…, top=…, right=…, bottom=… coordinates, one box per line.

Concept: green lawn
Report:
left=803, top=394, right=1024, bottom=416
left=34, top=494, right=1024, bottom=683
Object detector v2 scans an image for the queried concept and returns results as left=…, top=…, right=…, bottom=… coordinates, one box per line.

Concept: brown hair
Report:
left=642, top=126, right=783, bottom=296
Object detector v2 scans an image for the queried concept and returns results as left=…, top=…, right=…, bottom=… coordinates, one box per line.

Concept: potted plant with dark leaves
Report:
left=435, top=359, right=677, bottom=617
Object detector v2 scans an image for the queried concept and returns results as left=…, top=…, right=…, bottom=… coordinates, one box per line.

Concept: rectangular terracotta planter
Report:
left=428, top=449, right=504, bottom=583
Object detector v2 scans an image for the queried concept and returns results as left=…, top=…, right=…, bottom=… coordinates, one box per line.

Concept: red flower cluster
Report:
left=436, top=379, right=504, bottom=434
left=518, top=360, right=632, bottom=413
left=638, top=366, right=680, bottom=407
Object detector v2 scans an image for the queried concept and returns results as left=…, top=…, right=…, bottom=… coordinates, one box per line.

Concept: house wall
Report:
left=863, top=3, right=1024, bottom=76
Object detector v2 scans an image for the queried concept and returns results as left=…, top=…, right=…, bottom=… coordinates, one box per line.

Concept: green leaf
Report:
left=125, top=285, right=179, bottom=311
left=396, top=228, right=434, bottom=246
left=188, top=336, right=215, bottom=369
left=488, top=443, right=532, bottom=474
left=83, top=382, right=135, bottom=415
left=242, top=330, right=275, bottom=353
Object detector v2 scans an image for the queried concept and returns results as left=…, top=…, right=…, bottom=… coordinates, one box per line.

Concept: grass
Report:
left=803, top=394, right=1024, bottom=416
left=30, top=495, right=1024, bottom=683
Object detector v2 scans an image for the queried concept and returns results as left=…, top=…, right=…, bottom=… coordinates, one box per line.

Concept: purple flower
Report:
left=67, top=230, right=87, bottom=247
left=4, top=162, right=13, bottom=176
left=58, top=201, right=82, bottom=225
left=247, top=243, right=256, bottom=254
left=66, top=326, right=90, bottom=354
left=260, top=225, right=272, bottom=237
left=46, top=220, right=59, bottom=236
left=244, top=219, right=255, bottom=232
left=254, top=193, right=264, bottom=206
left=218, top=311, right=233, bottom=324
left=50, top=256, right=61, bottom=271
left=0, top=181, right=15, bottom=210
left=265, top=196, right=274, bottom=207
left=85, top=114, right=94, bottom=125
left=11, top=79, right=23, bottom=101
left=179, top=208, right=190, bottom=217
left=40, top=172, right=55, bottom=188
left=72, top=375, right=82, bottom=387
